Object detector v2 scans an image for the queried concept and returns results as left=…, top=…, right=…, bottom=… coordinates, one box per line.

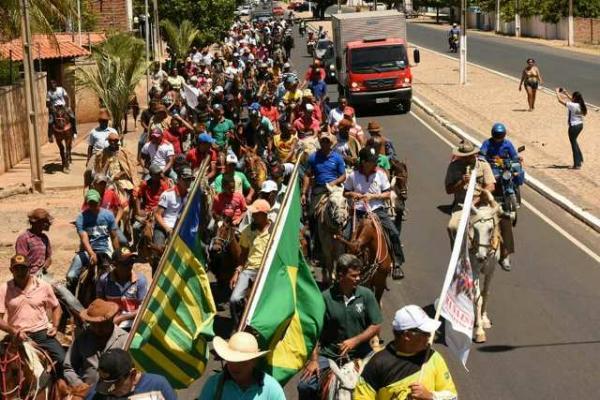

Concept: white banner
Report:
left=181, top=83, right=200, bottom=109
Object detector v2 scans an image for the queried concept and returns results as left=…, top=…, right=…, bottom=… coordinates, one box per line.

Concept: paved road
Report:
left=407, top=22, right=600, bottom=105
left=180, top=27, right=600, bottom=399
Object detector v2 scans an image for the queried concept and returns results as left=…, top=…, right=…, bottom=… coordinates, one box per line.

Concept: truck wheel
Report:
left=401, top=100, right=412, bottom=113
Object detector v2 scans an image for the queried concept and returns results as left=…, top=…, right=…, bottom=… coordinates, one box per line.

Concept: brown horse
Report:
left=208, top=218, right=241, bottom=287
left=50, top=106, right=74, bottom=173
left=0, top=338, right=56, bottom=399
left=76, top=253, right=111, bottom=308
left=243, top=149, right=267, bottom=192
left=389, top=158, right=409, bottom=233
left=336, top=214, right=392, bottom=303
left=135, top=212, right=162, bottom=266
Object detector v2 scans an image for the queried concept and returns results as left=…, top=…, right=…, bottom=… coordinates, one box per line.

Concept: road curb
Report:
left=412, top=95, right=600, bottom=233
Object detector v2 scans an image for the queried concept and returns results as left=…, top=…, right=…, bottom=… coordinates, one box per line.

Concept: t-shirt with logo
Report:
left=75, top=209, right=118, bottom=255
left=157, top=188, right=187, bottom=229
left=96, top=270, right=148, bottom=330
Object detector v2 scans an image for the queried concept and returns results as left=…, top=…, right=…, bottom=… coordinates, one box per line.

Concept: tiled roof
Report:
left=0, top=32, right=107, bottom=61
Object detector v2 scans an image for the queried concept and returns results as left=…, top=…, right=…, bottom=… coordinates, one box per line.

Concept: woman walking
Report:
left=519, top=58, right=543, bottom=111
left=556, top=88, right=587, bottom=169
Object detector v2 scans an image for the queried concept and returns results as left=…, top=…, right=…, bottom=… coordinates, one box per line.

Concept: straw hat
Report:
left=452, top=141, right=479, bottom=157
left=213, top=332, right=269, bottom=362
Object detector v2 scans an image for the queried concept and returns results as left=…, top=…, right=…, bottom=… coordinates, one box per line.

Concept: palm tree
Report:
left=160, top=19, right=199, bottom=63
left=76, top=33, right=149, bottom=134
left=0, top=0, right=76, bottom=40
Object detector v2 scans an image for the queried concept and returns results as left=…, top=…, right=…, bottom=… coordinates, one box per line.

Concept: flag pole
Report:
left=125, top=168, right=207, bottom=349
left=417, top=165, right=478, bottom=381
left=238, top=155, right=304, bottom=332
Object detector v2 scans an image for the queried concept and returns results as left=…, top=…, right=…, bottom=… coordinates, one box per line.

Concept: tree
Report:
left=160, top=19, right=199, bottom=63
left=0, top=0, right=76, bottom=40
left=477, top=0, right=600, bottom=22
left=76, top=33, right=149, bottom=133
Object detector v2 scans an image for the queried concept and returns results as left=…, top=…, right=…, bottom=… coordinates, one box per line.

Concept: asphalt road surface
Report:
left=407, top=22, right=600, bottom=106
left=180, top=26, right=600, bottom=399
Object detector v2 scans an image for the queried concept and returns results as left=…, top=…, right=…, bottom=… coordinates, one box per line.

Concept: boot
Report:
left=500, top=255, right=511, bottom=272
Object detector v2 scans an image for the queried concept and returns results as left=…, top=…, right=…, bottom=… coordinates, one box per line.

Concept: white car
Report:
left=236, top=5, right=252, bottom=15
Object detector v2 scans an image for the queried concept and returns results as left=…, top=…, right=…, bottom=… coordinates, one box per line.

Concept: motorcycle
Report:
left=449, top=33, right=459, bottom=53
left=488, top=146, right=525, bottom=226
left=299, top=21, right=306, bottom=37
left=306, top=31, right=316, bottom=55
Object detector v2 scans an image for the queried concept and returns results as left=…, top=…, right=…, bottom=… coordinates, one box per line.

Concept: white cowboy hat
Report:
left=213, top=332, right=269, bottom=362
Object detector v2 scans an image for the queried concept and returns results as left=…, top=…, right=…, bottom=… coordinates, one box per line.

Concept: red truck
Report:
left=332, top=11, right=420, bottom=112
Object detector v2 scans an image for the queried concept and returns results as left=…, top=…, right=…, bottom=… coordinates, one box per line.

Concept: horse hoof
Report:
left=392, top=266, right=404, bottom=280
left=482, top=320, right=492, bottom=329
left=63, top=168, right=70, bottom=174
left=474, top=333, right=487, bottom=343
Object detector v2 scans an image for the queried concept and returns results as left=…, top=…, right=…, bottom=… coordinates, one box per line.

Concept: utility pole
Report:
left=337, top=0, right=341, bottom=14
left=152, top=0, right=161, bottom=60
left=77, top=0, right=82, bottom=46
left=568, top=0, right=574, bottom=46
left=495, top=0, right=501, bottom=33
left=459, top=0, right=467, bottom=85
left=20, top=0, right=44, bottom=192
left=514, top=0, right=521, bottom=37
left=144, top=0, right=150, bottom=104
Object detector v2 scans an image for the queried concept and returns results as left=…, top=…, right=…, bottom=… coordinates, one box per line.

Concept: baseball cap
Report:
left=226, top=153, right=239, bottom=164
left=85, top=189, right=101, bottom=204
left=260, top=180, right=278, bottom=193
left=359, top=147, right=379, bottom=163
left=148, top=164, right=163, bottom=175
left=96, top=349, right=134, bottom=395
left=10, top=254, right=30, bottom=268
left=249, top=199, right=271, bottom=214
left=305, top=103, right=314, bottom=112
left=392, top=305, right=441, bottom=333
left=150, top=128, right=163, bottom=138
left=249, top=102, right=261, bottom=111
left=112, top=246, right=137, bottom=265
left=198, top=133, right=216, bottom=144
left=179, top=167, right=195, bottom=180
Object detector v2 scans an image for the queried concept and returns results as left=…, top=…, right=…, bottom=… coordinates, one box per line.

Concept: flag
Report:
left=128, top=181, right=216, bottom=389
left=434, top=165, right=478, bottom=368
left=242, top=168, right=325, bottom=384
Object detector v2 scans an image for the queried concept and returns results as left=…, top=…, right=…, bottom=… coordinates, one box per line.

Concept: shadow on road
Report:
left=437, top=204, right=454, bottom=215
left=43, top=163, right=64, bottom=174
left=477, top=339, right=600, bottom=353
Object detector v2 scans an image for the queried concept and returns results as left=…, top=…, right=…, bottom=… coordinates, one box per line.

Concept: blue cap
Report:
left=198, top=133, right=215, bottom=144
left=249, top=102, right=261, bottom=111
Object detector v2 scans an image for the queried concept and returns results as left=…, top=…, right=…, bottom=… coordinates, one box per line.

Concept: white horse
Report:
left=322, top=358, right=366, bottom=400
left=468, top=191, right=502, bottom=343
left=315, top=185, right=349, bottom=285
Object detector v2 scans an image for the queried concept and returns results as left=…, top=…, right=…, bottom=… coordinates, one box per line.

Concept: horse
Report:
left=389, top=159, right=408, bottom=233
left=208, top=218, right=241, bottom=289
left=468, top=192, right=502, bottom=343
left=243, top=149, right=268, bottom=192
left=0, top=337, right=57, bottom=399
left=76, top=253, right=111, bottom=308
left=135, top=212, right=162, bottom=266
left=335, top=211, right=393, bottom=304
left=314, top=185, right=349, bottom=286
left=50, top=105, right=74, bottom=173
left=319, top=358, right=369, bottom=400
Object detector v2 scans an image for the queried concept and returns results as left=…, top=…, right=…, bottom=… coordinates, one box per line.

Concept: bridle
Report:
left=468, top=210, right=500, bottom=254
left=210, top=222, right=233, bottom=253
left=351, top=202, right=388, bottom=284
left=0, top=342, right=35, bottom=400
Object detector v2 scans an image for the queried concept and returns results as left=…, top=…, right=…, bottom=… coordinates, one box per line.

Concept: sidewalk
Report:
left=308, top=20, right=600, bottom=219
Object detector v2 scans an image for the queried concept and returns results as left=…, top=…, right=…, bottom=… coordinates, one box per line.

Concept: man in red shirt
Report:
left=302, top=59, right=326, bottom=87
left=259, top=94, right=280, bottom=132
left=15, top=208, right=53, bottom=276
left=163, top=115, right=193, bottom=155
left=186, top=133, right=218, bottom=180
left=293, top=103, right=321, bottom=139
left=132, top=165, right=172, bottom=244
left=212, top=174, right=247, bottom=226
left=295, top=89, right=322, bottom=122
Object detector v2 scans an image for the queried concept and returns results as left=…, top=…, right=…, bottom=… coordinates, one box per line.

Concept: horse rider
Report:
left=334, top=118, right=362, bottom=168
left=198, top=332, right=285, bottom=399
left=297, top=254, right=382, bottom=400
left=185, top=133, right=218, bottom=179
left=46, top=79, right=77, bottom=142
left=85, top=349, right=176, bottom=399
left=238, top=180, right=281, bottom=231
left=0, top=254, right=65, bottom=377
left=244, top=103, right=275, bottom=160
left=66, top=190, right=120, bottom=295
left=212, top=174, right=248, bottom=226
left=366, top=121, right=396, bottom=160
left=96, top=247, right=148, bottom=331
left=87, top=109, right=118, bottom=162
left=445, top=141, right=496, bottom=243
left=140, top=128, right=177, bottom=181
left=15, top=208, right=53, bottom=277
left=229, top=199, right=273, bottom=329
left=132, top=165, right=172, bottom=244
left=480, top=123, right=523, bottom=271
left=87, top=174, right=129, bottom=247
left=344, top=147, right=405, bottom=279
left=355, top=305, right=457, bottom=400
left=86, top=132, right=139, bottom=192
left=302, top=132, right=346, bottom=259
left=63, top=299, right=128, bottom=389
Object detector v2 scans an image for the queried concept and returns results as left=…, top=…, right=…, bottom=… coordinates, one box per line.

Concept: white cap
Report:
left=213, top=86, right=224, bottom=94
left=392, top=305, right=441, bottom=333
left=260, top=180, right=278, bottom=193
left=226, top=153, right=238, bottom=164
left=305, top=103, right=314, bottom=112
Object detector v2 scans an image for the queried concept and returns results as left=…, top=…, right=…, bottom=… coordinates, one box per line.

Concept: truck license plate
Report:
left=376, top=97, right=389, bottom=104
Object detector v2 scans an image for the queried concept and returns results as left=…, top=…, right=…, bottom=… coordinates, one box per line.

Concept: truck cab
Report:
left=343, top=37, right=414, bottom=110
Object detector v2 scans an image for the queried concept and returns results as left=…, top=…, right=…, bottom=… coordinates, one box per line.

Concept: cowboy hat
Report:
left=452, top=141, right=479, bottom=157
left=213, top=332, right=269, bottom=362
left=80, top=299, right=120, bottom=323
left=367, top=121, right=381, bottom=132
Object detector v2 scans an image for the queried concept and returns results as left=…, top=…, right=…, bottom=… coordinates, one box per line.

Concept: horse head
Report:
left=209, top=217, right=234, bottom=254
left=390, top=159, right=408, bottom=201
left=469, top=200, right=501, bottom=263
left=0, top=338, right=50, bottom=399
left=326, top=185, right=349, bottom=230
left=326, top=359, right=362, bottom=400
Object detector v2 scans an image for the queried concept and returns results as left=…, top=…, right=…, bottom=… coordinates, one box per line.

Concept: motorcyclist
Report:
left=480, top=123, right=523, bottom=272
left=448, top=23, right=460, bottom=51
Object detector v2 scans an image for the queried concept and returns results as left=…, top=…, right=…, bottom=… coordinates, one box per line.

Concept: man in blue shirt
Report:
left=198, top=332, right=285, bottom=399
left=85, top=349, right=176, bottom=400
left=67, top=190, right=120, bottom=294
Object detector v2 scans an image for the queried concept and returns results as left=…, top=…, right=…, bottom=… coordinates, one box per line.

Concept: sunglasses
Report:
left=407, top=328, right=430, bottom=337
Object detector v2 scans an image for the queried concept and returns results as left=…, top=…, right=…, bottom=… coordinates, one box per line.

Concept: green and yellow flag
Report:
left=128, top=179, right=216, bottom=389
left=242, top=166, right=325, bottom=384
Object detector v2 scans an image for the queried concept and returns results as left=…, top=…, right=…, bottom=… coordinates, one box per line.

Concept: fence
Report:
left=575, top=17, right=600, bottom=44
left=0, top=73, right=49, bottom=174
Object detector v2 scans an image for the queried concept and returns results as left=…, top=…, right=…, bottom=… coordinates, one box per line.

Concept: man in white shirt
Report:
left=87, top=109, right=118, bottom=161
left=47, top=79, right=77, bottom=142
left=344, top=147, right=405, bottom=279
left=151, top=63, right=168, bottom=90
left=191, top=47, right=203, bottom=65
left=140, top=129, right=175, bottom=179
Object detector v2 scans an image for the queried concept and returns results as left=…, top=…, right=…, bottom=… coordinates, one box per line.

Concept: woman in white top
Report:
left=556, top=88, right=587, bottom=169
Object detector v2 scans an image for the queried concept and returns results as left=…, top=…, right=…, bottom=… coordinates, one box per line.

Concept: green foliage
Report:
left=76, top=33, right=149, bottom=133
left=0, top=58, right=20, bottom=86
left=476, top=0, right=600, bottom=22
left=160, top=19, right=199, bottom=62
left=0, top=0, right=76, bottom=40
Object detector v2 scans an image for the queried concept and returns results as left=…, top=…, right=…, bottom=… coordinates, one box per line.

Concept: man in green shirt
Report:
left=211, top=153, right=255, bottom=204
left=208, top=104, right=235, bottom=149
left=297, top=254, right=382, bottom=399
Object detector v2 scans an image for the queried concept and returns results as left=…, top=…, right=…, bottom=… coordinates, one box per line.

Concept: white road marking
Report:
left=409, top=110, right=600, bottom=264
